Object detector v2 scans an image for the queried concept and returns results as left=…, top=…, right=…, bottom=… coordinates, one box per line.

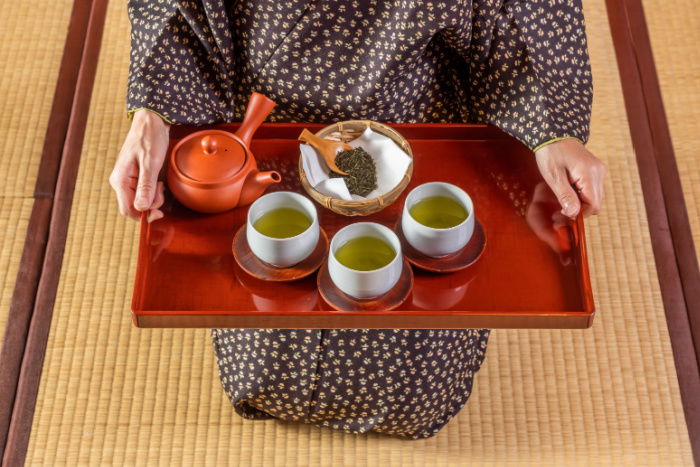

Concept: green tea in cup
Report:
left=334, top=236, right=396, bottom=271
left=253, top=207, right=312, bottom=238
left=409, top=196, right=467, bottom=229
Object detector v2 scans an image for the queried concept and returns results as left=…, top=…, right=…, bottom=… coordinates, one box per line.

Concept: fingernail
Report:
left=147, top=211, right=163, bottom=223
left=562, top=202, right=577, bottom=218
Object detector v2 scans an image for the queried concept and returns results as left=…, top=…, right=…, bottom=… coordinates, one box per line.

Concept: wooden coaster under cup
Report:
left=317, top=258, right=413, bottom=311
left=233, top=225, right=329, bottom=281
left=396, top=218, right=486, bottom=273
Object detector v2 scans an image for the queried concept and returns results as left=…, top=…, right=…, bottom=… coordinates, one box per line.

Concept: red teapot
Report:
left=166, top=92, right=281, bottom=213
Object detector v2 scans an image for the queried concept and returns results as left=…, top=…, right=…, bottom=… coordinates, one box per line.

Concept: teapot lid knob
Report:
left=201, top=135, right=217, bottom=155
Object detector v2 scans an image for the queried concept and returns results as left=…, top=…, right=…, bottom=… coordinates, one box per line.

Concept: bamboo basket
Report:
left=298, top=120, right=414, bottom=216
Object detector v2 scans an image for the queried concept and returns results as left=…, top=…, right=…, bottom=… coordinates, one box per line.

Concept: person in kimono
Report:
left=109, top=0, right=605, bottom=439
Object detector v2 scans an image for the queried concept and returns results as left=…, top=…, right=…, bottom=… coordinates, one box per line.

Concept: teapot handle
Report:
left=235, top=92, right=276, bottom=147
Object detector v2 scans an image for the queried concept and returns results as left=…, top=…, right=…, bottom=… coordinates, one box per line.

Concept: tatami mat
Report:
left=0, top=0, right=72, bottom=340
left=0, top=0, right=72, bottom=197
left=24, top=0, right=693, bottom=465
left=643, top=0, right=700, bottom=264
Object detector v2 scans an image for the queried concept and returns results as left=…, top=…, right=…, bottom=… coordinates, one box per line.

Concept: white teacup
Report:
left=328, top=222, right=403, bottom=299
left=401, top=182, right=474, bottom=257
left=246, top=191, right=320, bottom=267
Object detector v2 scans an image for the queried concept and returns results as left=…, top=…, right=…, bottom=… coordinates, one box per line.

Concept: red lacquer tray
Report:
left=131, top=123, right=595, bottom=329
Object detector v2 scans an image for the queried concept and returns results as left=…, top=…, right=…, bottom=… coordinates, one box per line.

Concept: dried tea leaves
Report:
left=330, top=147, right=378, bottom=197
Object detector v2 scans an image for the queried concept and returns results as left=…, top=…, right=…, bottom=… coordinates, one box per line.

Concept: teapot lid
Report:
left=173, top=130, right=246, bottom=183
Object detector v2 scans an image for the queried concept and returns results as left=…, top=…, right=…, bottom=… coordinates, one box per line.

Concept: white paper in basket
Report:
left=299, top=127, right=412, bottom=201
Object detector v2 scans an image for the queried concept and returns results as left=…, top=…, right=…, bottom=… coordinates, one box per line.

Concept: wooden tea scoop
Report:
left=298, top=129, right=350, bottom=175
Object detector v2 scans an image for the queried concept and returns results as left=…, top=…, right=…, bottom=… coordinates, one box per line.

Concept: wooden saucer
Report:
left=232, top=225, right=329, bottom=282
left=317, top=258, right=413, bottom=311
left=396, top=218, right=486, bottom=273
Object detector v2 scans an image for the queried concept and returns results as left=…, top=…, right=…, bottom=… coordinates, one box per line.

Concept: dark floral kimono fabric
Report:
left=126, top=0, right=592, bottom=438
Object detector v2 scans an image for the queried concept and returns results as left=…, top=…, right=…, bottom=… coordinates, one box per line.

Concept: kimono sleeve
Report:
left=126, top=0, right=236, bottom=125
left=468, top=0, right=593, bottom=150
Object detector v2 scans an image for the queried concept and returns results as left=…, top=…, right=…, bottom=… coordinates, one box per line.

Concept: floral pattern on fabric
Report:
left=126, top=0, right=591, bottom=438
left=127, top=0, right=592, bottom=149
left=211, top=329, right=490, bottom=439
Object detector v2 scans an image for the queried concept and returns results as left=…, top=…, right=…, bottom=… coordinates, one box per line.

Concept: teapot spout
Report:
left=255, top=170, right=282, bottom=188
left=239, top=169, right=282, bottom=206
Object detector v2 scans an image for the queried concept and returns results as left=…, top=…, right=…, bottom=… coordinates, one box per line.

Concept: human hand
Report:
left=109, top=110, right=170, bottom=222
left=534, top=139, right=606, bottom=219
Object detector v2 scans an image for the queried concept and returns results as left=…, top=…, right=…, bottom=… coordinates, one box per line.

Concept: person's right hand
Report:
left=109, top=110, right=170, bottom=223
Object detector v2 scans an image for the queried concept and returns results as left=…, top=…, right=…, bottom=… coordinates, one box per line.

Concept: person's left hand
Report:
left=534, top=138, right=606, bottom=219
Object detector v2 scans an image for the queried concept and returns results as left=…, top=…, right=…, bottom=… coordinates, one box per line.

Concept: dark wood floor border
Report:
left=0, top=0, right=109, bottom=465
left=605, top=0, right=700, bottom=463
left=0, top=0, right=94, bottom=461
left=623, top=0, right=700, bottom=362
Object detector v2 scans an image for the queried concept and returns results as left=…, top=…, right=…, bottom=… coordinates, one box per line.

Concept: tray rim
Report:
left=131, top=122, right=596, bottom=329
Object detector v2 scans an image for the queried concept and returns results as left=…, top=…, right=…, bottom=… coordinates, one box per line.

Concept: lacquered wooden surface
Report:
left=132, top=123, right=594, bottom=328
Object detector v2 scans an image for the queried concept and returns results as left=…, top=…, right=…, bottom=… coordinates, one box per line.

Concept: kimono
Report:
left=126, top=0, right=592, bottom=438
